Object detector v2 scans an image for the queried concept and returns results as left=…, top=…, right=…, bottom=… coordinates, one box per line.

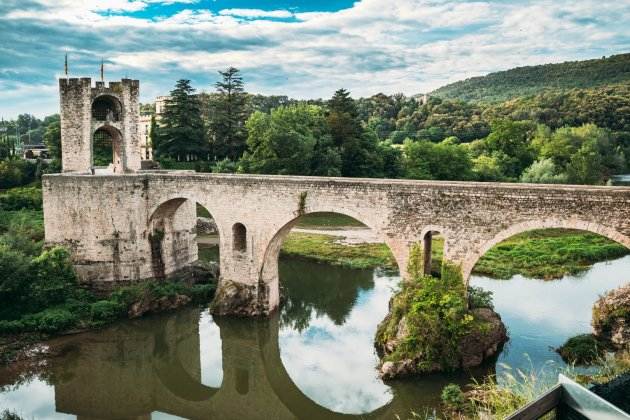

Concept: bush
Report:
left=29, top=247, right=78, bottom=311
left=441, top=383, right=465, bottom=410
left=557, top=334, right=607, bottom=365
left=0, top=186, right=42, bottom=211
left=468, top=286, right=494, bottom=310
left=21, top=307, right=79, bottom=333
left=0, top=159, right=38, bottom=190
left=375, top=263, right=473, bottom=371
left=90, top=300, right=126, bottom=322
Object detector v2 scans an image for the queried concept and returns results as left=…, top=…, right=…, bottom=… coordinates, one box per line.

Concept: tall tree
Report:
left=327, top=89, right=381, bottom=177
left=158, top=79, right=206, bottom=161
left=209, top=67, right=248, bottom=160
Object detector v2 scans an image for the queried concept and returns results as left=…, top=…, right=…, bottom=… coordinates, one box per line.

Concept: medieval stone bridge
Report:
left=43, top=77, right=630, bottom=316
left=43, top=171, right=630, bottom=315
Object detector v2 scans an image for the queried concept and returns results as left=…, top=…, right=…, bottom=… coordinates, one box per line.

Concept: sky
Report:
left=1, top=0, right=629, bottom=118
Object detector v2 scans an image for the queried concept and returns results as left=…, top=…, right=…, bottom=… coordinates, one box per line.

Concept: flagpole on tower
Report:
left=100, top=58, right=104, bottom=82
left=64, top=53, right=68, bottom=78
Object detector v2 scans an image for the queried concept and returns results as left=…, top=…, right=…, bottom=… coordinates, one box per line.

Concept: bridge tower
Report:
left=59, top=77, right=142, bottom=174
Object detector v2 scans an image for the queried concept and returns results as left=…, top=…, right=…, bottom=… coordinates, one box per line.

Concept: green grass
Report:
left=296, top=212, right=366, bottom=229
left=280, top=229, right=628, bottom=278
left=474, top=229, right=629, bottom=279
left=281, top=233, right=396, bottom=270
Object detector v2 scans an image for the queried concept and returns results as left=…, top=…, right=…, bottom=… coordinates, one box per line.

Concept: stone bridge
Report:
left=44, top=76, right=630, bottom=316
left=43, top=171, right=630, bottom=315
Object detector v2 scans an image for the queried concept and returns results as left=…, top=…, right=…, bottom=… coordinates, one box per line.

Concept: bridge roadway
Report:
left=43, top=171, right=630, bottom=315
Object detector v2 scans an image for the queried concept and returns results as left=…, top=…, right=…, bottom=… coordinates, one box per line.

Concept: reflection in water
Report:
left=280, top=258, right=375, bottom=331
left=0, top=254, right=627, bottom=418
left=278, top=258, right=394, bottom=413
left=471, top=255, right=630, bottom=383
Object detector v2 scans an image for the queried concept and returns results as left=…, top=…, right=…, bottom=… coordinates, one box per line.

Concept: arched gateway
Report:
left=44, top=77, right=630, bottom=315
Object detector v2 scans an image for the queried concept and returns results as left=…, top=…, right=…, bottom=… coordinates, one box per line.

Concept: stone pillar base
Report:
left=211, top=279, right=272, bottom=317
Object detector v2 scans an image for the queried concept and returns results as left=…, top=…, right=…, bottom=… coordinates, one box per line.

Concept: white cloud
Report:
left=1, top=0, right=629, bottom=117
left=219, top=8, right=294, bottom=19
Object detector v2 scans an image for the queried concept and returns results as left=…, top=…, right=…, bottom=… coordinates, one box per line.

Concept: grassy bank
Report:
left=281, top=232, right=397, bottom=270
left=281, top=225, right=629, bottom=278
left=474, top=229, right=629, bottom=279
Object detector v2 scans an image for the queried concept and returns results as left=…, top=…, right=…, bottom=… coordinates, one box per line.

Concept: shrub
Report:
left=0, top=186, right=42, bottom=211
left=441, top=383, right=465, bottom=410
left=90, top=300, right=126, bottom=322
left=468, top=286, right=494, bottom=309
left=21, top=308, right=79, bottom=333
left=376, top=265, right=473, bottom=371
left=188, top=283, right=216, bottom=303
left=0, top=159, right=38, bottom=189
left=557, top=334, right=607, bottom=365
left=29, top=247, right=78, bottom=311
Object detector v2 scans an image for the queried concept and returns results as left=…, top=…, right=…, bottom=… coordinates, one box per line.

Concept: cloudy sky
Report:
left=1, top=0, right=629, bottom=118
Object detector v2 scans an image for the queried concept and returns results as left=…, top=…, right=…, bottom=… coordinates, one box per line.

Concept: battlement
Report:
left=59, top=78, right=139, bottom=92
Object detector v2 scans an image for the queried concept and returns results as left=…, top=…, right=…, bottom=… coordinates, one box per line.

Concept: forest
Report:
left=2, top=54, right=630, bottom=187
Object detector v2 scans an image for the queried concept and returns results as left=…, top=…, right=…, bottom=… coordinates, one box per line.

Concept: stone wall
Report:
left=59, top=78, right=141, bottom=174
left=43, top=172, right=630, bottom=314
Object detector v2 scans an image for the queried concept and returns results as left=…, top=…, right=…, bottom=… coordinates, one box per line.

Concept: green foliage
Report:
left=474, top=229, right=629, bottom=279
left=557, top=334, right=607, bottom=365
left=0, top=186, right=42, bottom=211
left=209, top=67, right=248, bottom=160
left=441, top=383, right=465, bottom=410
left=43, top=115, right=61, bottom=161
left=468, top=286, right=494, bottom=310
left=403, top=138, right=473, bottom=180
left=432, top=53, right=630, bottom=102
left=157, top=79, right=207, bottom=161
left=0, top=159, right=38, bottom=189
left=520, top=158, right=568, bottom=184
left=376, top=268, right=473, bottom=372
left=241, top=104, right=331, bottom=175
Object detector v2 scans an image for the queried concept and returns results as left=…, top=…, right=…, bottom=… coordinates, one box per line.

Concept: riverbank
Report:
left=280, top=223, right=629, bottom=279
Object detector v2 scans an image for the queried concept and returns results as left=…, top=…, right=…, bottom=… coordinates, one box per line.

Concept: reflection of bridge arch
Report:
left=53, top=307, right=476, bottom=419
left=254, top=314, right=398, bottom=419
left=259, top=210, right=403, bottom=312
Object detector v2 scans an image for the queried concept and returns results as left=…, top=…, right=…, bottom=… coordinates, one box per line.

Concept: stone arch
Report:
left=232, top=223, right=247, bottom=252
left=93, top=125, right=123, bottom=172
left=92, top=94, right=122, bottom=122
left=148, top=196, right=223, bottom=279
left=461, top=218, right=630, bottom=284
left=259, top=209, right=404, bottom=313
left=419, top=225, right=448, bottom=277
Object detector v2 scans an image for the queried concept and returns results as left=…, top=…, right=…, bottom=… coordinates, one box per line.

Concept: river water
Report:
left=1, top=253, right=628, bottom=419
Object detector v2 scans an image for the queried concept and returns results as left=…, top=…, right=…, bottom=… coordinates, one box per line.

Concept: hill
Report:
left=431, top=53, right=630, bottom=102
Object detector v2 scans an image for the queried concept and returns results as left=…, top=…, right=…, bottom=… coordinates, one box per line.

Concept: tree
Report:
left=327, top=89, right=382, bottom=177
left=241, top=104, right=331, bottom=175
left=149, top=115, right=158, bottom=158
left=209, top=67, right=248, bottom=160
left=520, top=158, right=568, bottom=184
left=158, top=79, right=206, bottom=161
left=43, top=116, right=61, bottom=160
left=483, top=120, right=536, bottom=179
left=403, top=139, right=473, bottom=181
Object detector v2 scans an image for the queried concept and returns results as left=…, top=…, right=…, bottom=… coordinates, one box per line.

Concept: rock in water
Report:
left=377, top=307, right=507, bottom=379
left=592, top=283, right=630, bottom=349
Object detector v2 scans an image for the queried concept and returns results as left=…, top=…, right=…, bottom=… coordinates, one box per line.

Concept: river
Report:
left=1, top=253, right=628, bottom=419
